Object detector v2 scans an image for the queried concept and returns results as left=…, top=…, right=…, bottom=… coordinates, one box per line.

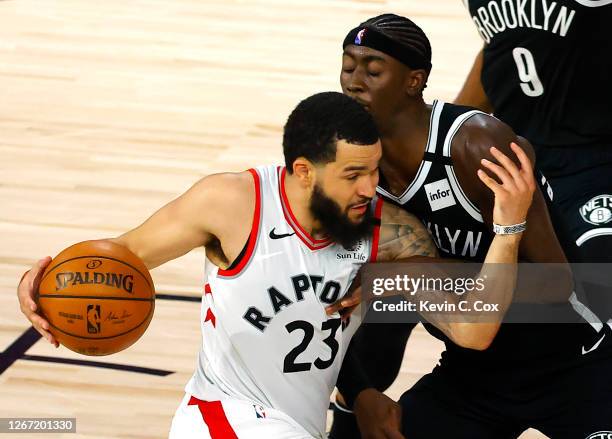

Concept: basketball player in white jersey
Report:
left=17, top=92, right=534, bottom=438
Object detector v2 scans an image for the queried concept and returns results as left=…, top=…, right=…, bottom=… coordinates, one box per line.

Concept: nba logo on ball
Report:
left=579, top=195, right=612, bottom=225
left=355, top=28, right=366, bottom=45
left=87, top=304, right=101, bottom=334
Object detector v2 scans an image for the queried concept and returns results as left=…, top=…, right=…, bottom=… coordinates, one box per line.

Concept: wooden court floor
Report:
left=0, top=1, right=545, bottom=438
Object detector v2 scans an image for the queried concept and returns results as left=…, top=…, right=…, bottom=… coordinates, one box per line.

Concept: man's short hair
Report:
left=283, top=92, right=379, bottom=172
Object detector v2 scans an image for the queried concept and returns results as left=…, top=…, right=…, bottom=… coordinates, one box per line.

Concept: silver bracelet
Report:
left=493, top=221, right=526, bottom=235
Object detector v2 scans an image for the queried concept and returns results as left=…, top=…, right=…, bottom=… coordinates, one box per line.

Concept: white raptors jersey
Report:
left=185, top=165, right=382, bottom=438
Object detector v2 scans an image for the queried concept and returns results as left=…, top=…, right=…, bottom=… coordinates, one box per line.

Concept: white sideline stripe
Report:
left=575, top=228, right=612, bottom=247
left=569, top=291, right=604, bottom=333
left=573, top=0, right=612, bottom=7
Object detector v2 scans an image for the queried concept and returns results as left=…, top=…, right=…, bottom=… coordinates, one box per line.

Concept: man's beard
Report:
left=309, top=184, right=376, bottom=250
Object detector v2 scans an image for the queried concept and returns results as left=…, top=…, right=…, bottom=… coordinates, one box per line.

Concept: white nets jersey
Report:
left=185, top=165, right=383, bottom=438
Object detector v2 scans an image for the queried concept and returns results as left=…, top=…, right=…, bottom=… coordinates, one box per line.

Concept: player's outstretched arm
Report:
left=110, top=171, right=254, bottom=269
left=17, top=171, right=254, bottom=346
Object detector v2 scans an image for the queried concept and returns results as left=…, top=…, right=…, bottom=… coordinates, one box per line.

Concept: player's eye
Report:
left=346, top=174, right=359, bottom=181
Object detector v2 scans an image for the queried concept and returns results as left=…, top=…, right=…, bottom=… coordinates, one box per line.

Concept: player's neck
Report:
left=378, top=101, right=432, bottom=186
left=283, top=174, right=327, bottom=240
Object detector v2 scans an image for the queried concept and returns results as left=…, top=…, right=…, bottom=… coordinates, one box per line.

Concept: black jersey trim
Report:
left=224, top=240, right=248, bottom=272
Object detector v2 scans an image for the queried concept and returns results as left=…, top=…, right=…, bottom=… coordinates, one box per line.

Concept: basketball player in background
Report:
left=456, top=0, right=612, bottom=352
left=17, top=92, right=533, bottom=438
left=330, top=14, right=612, bottom=439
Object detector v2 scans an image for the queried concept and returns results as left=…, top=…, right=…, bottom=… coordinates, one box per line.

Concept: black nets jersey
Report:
left=379, top=101, right=590, bottom=384
left=378, top=100, right=492, bottom=263
left=465, top=0, right=612, bottom=176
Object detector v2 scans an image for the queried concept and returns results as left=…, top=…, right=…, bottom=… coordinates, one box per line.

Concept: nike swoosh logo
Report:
left=254, top=251, right=284, bottom=262
left=269, top=228, right=295, bottom=240
left=582, top=333, right=606, bottom=355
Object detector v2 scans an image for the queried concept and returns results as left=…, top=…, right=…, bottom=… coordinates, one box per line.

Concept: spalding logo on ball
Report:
left=37, top=240, right=155, bottom=356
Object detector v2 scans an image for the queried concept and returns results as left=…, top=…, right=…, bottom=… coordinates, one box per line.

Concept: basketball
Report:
left=37, top=240, right=155, bottom=356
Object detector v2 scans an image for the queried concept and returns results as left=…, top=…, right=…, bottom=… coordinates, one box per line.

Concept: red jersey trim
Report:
left=278, top=167, right=332, bottom=251
left=369, top=197, right=384, bottom=262
left=217, top=169, right=261, bottom=277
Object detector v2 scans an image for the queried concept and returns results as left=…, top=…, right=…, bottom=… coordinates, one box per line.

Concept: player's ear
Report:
left=405, top=68, right=428, bottom=97
left=292, top=158, right=316, bottom=188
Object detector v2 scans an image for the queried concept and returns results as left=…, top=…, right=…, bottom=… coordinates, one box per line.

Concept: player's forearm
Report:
left=454, top=49, right=494, bottom=113
left=107, top=230, right=193, bottom=270
left=483, top=233, right=521, bottom=264
left=450, top=234, right=521, bottom=348
left=416, top=234, right=521, bottom=350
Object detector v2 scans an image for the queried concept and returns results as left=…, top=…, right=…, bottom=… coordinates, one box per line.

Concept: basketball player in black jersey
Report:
left=456, top=0, right=612, bottom=361
left=329, top=13, right=612, bottom=439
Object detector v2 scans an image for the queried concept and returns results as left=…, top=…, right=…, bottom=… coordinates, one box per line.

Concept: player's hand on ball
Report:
left=354, top=389, right=405, bottom=439
left=477, top=143, right=536, bottom=226
left=17, top=256, right=59, bottom=347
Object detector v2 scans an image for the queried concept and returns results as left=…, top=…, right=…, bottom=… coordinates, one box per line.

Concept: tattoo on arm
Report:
left=377, top=204, right=438, bottom=262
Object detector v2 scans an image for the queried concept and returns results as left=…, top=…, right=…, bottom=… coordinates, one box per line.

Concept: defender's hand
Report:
left=478, top=143, right=536, bottom=226
left=17, top=257, right=59, bottom=347
left=326, top=285, right=361, bottom=321
left=354, top=389, right=405, bottom=439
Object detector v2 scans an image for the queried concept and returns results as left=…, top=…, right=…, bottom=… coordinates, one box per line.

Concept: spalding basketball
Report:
left=37, top=240, right=155, bottom=356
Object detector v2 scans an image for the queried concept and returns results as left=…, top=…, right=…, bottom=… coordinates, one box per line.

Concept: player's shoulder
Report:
left=452, top=113, right=526, bottom=165
left=199, top=170, right=255, bottom=191
left=380, top=201, right=433, bottom=244
left=460, top=113, right=515, bottom=146
left=186, top=170, right=256, bottom=211
left=380, top=200, right=422, bottom=227
left=178, top=170, right=259, bottom=239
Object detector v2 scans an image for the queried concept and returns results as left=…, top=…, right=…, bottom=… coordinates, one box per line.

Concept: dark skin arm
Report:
left=337, top=143, right=534, bottom=439
left=454, top=47, right=494, bottom=113
left=454, top=114, right=566, bottom=262
left=453, top=114, right=572, bottom=299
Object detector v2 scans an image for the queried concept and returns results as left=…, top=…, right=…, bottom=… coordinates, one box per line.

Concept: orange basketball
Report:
left=37, top=240, right=155, bottom=356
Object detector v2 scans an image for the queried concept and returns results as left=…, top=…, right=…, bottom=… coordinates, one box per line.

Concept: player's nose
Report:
left=346, top=81, right=364, bottom=95
left=357, top=175, right=377, bottom=199
left=345, top=70, right=366, bottom=95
